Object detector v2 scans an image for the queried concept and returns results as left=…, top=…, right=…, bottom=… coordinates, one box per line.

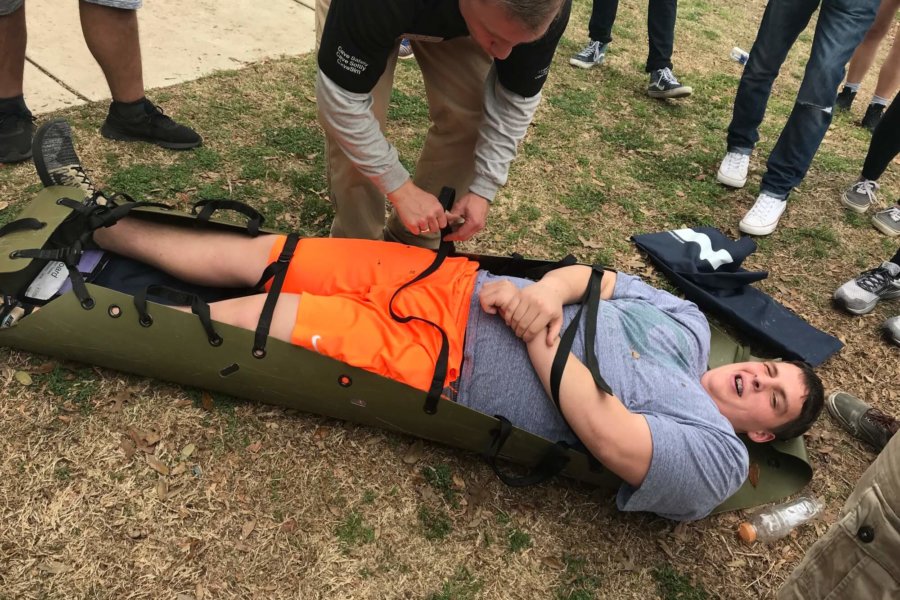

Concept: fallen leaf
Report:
left=157, top=478, right=169, bottom=501
left=120, top=438, right=136, bottom=459
left=540, top=556, right=566, bottom=570
left=246, top=441, right=263, bottom=454
left=170, top=463, right=186, bottom=476
left=312, top=426, right=330, bottom=442
left=107, top=391, right=130, bottom=413
left=819, top=446, right=834, bottom=455
left=37, top=560, right=72, bottom=574
left=181, top=443, right=196, bottom=459
left=29, top=361, right=56, bottom=374
left=241, top=520, right=256, bottom=539
left=280, top=518, right=297, bottom=533
left=57, top=415, right=74, bottom=424
left=0, top=201, right=8, bottom=211
left=675, top=190, right=685, bottom=198
left=578, top=236, right=603, bottom=249
left=327, top=504, right=342, bottom=517
left=452, top=474, right=466, bottom=489
left=727, top=558, right=747, bottom=568
left=201, top=391, right=214, bottom=411
left=146, top=455, right=170, bottom=476
left=14, top=371, right=32, bottom=386
left=403, top=440, right=425, bottom=465
left=748, top=462, right=760, bottom=488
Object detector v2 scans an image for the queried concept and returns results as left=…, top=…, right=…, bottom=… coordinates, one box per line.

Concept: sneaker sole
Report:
left=31, top=118, right=66, bottom=188
left=100, top=123, right=202, bottom=150
left=569, top=57, right=605, bottom=69
left=872, top=217, right=900, bottom=237
left=738, top=218, right=780, bottom=236
left=840, top=191, right=870, bottom=213
left=716, top=169, right=746, bottom=188
left=647, top=86, right=693, bottom=99
left=835, top=289, right=900, bottom=315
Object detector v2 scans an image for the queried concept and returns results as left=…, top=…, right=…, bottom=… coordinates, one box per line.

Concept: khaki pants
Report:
left=778, top=433, right=900, bottom=600
left=315, top=0, right=491, bottom=248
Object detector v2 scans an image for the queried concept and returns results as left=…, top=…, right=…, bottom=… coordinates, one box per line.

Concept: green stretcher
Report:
left=0, top=186, right=812, bottom=514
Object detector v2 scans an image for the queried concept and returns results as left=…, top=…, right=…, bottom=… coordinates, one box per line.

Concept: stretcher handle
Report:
left=482, top=416, right=570, bottom=487
left=133, top=284, right=223, bottom=346
left=192, top=199, right=264, bottom=237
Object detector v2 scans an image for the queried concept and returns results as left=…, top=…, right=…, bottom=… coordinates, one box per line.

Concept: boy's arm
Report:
left=525, top=334, right=652, bottom=487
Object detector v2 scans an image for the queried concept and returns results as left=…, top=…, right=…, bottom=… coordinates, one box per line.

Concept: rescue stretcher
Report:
left=0, top=186, right=812, bottom=513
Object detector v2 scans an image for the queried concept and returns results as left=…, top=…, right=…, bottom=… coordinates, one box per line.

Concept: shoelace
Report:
left=856, top=263, right=899, bottom=293
left=579, top=41, right=600, bottom=58
left=56, top=165, right=96, bottom=193
left=883, top=206, right=900, bottom=222
left=724, top=152, right=748, bottom=171
left=746, top=195, right=782, bottom=219
left=657, top=67, right=678, bottom=86
left=851, top=179, right=879, bottom=201
left=863, top=409, right=900, bottom=437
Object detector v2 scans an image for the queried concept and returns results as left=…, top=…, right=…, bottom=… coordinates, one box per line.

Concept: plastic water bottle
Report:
left=730, top=47, right=750, bottom=66
left=738, top=496, right=823, bottom=543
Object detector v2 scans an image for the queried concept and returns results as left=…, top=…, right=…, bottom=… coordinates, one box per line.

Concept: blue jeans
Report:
left=725, top=0, right=878, bottom=199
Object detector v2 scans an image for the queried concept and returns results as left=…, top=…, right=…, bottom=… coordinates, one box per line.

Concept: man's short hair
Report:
left=771, top=360, right=824, bottom=441
left=494, top=0, right=567, bottom=32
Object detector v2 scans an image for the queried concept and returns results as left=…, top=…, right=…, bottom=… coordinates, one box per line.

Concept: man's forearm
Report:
left=538, top=266, right=617, bottom=305
left=315, top=69, right=409, bottom=194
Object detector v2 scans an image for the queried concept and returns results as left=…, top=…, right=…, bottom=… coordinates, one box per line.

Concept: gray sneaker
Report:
left=826, top=391, right=898, bottom=451
left=569, top=40, right=608, bottom=69
left=833, top=261, right=900, bottom=314
left=841, top=179, right=878, bottom=213
left=885, top=315, right=900, bottom=346
left=32, top=118, right=105, bottom=204
left=647, top=68, right=693, bottom=99
left=872, top=205, right=900, bottom=237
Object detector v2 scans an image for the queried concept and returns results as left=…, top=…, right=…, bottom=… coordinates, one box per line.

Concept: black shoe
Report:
left=861, top=103, right=886, bottom=132
left=826, top=391, right=899, bottom=451
left=0, top=98, right=35, bottom=164
left=100, top=97, right=202, bottom=150
left=33, top=119, right=106, bottom=204
left=647, top=68, right=693, bottom=99
left=835, top=87, right=856, bottom=112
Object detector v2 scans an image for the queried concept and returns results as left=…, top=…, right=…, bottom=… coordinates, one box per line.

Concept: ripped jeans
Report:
left=725, top=0, right=878, bottom=199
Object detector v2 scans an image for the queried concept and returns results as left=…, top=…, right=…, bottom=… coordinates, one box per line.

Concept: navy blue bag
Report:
left=632, top=228, right=842, bottom=366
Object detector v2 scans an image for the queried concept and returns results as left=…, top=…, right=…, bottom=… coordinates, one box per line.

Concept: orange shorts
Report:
left=266, top=237, right=479, bottom=392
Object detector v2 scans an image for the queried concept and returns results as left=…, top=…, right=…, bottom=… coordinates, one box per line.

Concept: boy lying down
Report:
left=10, top=120, right=824, bottom=521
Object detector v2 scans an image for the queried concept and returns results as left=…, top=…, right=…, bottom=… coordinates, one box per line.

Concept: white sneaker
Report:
left=717, top=151, right=750, bottom=188
left=739, top=193, right=787, bottom=236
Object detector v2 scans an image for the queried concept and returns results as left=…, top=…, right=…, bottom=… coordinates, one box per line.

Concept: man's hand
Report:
left=445, top=192, right=490, bottom=241
left=387, top=180, right=449, bottom=235
left=480, top=279, right=566, bottom=345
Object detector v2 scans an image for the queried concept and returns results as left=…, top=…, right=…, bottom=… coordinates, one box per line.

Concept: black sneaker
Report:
left=0, top=295, right=34, bottom=328
left=826, top=391, right=898, bottom=452
left=835, top=86, right=856, bottom=112
left=647, top=68, right=693, bottom=99
left=861, top=103, right=886, bottom=132
left=0, top=100, right=36, bottom=164
left=33, top=119, right=105, bottom=204
left=569, top=40, right=609, bottom=69
left=100, top=97, right=202, bottom=150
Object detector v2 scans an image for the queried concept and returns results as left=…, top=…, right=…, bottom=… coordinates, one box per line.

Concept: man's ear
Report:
left=747, top=430, right=775, bottom=443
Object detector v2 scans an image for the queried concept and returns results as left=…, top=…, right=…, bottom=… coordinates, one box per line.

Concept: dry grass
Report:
left=1, top=0, right=899, bottom=598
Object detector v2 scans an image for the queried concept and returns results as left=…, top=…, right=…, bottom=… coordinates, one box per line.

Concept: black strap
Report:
left=481, top=416, right=571, bottom=487
left=133, top=284, right=223, bottom=346
left=192, top=199, right=264, bottom=237
left=251, top=232, right=301, bottom=358
left=388, top=186, right=457, bottom=415
left=0, top=218, right=45, bottom=237
left=549, top=266, right=613, bottom=409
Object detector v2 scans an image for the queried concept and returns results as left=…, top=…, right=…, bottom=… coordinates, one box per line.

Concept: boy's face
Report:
left=701, top=361, right=807, bottom=442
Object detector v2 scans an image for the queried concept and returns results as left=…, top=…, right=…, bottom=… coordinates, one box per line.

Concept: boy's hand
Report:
left=480, top=279, right=565, bottom=345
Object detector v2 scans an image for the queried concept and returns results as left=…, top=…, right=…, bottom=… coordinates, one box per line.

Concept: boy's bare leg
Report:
left=845, top=0, right=899, bottom=85
left=874, top=28, right=900, bottom=99
left=203, top=293, right=302, bottom=343
left=92, top=217, right=277, bottom=288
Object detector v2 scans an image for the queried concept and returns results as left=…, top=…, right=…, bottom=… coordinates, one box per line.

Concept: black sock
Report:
left=890, top=248, right=900, bottom=267
left=0, top=94, right=28, bottom=113
left=109, top=97, right=148, bottom=117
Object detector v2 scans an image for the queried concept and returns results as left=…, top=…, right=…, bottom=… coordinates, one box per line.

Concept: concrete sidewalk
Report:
left=23, top=0, right=315, bottom=115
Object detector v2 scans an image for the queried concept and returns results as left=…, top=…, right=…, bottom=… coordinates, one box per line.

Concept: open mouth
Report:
left=734, top=375, right=744, bottom=397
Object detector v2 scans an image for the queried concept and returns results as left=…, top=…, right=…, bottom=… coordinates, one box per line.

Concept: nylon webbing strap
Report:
left=481, top=415, right=571, bottom=487
left=192, top=199, right=264, bottom=237
left=133, top=284, right=222, bottom=346
left=0, top=218, right=45, bottom=238
left=388, top=186, right=457, bottom=415
left=549, top=266, right=612, bottom=409
left=252, top=232, right=301, bottom=358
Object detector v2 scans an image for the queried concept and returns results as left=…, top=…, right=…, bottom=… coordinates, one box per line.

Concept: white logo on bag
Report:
left=311, top=335, right=322, bottom=353
left=668, top=229, right=735, bottom=270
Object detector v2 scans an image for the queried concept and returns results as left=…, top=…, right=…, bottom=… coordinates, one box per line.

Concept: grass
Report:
left=653, top=564, right=710, bottom=600
left=335, top=511, right=376, bottom=548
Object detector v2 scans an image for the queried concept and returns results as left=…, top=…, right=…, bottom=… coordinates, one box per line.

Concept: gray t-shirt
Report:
left=456, top=271, right=749, bottom=521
